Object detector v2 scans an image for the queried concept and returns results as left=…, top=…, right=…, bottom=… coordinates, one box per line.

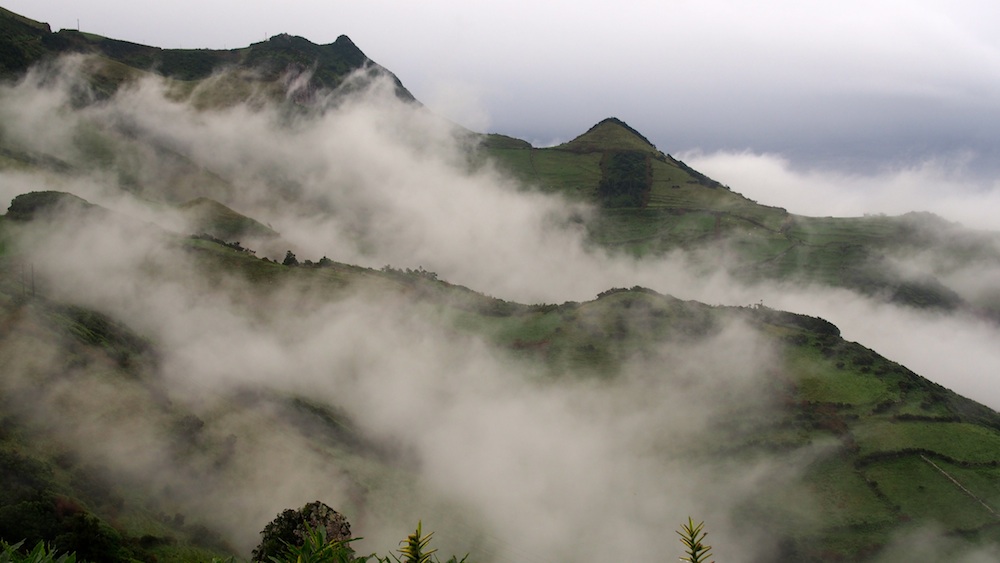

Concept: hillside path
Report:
left=920, top=454, right=998, bottom=517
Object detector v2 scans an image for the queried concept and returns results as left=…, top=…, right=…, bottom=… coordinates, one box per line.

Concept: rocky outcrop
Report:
left=251, top=501, right=352, bottom=561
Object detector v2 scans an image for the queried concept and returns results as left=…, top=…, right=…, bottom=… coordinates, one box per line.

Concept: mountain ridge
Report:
left=0, top=7, right=414, bottom=104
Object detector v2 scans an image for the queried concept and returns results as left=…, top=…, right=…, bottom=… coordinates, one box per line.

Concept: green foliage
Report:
left=190, top=234, right=259, bottom=256
left=270, top=525, right=372, bottom=563
left=597, top=151, right=652, bottom=208
left=380, top=265, right=438, bottom=282
left=0, top=500, right=130, bottom=563
left=382, top=523, right=466, bottom=563
left=0, top=540, right=76, bottom=563
left=394, top=522, right=436, bottom=563
left=677, top=518, right=713, bottom=563
left=260, top=521, right=467, bottom=563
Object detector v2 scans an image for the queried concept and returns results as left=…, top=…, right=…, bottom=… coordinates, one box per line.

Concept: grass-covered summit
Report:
left=557, top=117, right=663, bottom=155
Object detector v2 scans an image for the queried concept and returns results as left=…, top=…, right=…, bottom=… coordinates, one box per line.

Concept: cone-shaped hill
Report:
left=483, top=117, right=737, bottom=205
left=557, top=117, right=664, bottom=155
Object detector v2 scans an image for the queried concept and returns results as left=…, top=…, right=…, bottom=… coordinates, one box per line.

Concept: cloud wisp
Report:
left=680, top=149, right=1000, bottom=231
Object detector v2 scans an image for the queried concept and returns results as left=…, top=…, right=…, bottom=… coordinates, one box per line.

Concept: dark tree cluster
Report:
left=0, top=450, right=132, bottom=562
left=191, top=233, right=258, bottom=255
left=596, top=151, right=652, bottom=208
left=380, top=265, right=439, bottom=281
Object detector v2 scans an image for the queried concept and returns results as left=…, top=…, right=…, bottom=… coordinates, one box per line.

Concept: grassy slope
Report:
left=104, top=246, right=1000, bottom=559
left=179, top=197, right=279, bottom=241
left=3, top=194, right=1000, bottom=560
left=125, top=238, right=1000, bottom=560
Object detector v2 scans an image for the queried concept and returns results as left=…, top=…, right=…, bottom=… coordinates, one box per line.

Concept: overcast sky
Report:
left=7, top=0, right=1000, bottom=217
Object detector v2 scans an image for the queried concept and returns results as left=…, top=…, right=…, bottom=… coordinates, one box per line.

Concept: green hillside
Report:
left=482, top=120, right=1000, bottom=316
left=179, top=197, right=278, bottom=242
left=2, top=192, right=1000, bottom=560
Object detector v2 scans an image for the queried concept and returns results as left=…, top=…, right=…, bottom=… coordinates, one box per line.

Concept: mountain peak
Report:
left=333, top=34, right=357, bottom=48
left=0, top=6, right=411, bottom=101
left=558, top=117, right=661, bottom=155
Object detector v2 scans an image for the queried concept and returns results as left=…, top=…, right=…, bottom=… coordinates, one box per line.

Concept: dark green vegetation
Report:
left=596, top=151, right=652, bottom=208
left=4, top=191, right=96, bottom=222
left=0, top=515, right=470, bottom=563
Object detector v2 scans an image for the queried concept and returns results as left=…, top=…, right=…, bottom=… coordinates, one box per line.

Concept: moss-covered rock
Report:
left=252, top=501, right=352, bottom=562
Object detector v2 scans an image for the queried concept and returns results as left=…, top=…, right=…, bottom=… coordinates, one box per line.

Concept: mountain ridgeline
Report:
left=3, top=5, right=1000, bottom=563
left=0, top=6, right=413, bottom=105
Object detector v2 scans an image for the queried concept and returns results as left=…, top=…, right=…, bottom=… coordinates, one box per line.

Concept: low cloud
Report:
left=2, top=55, right=1000, bottom=561
left=7, top=201, right=803, bottom=561
left=873, top=524, right=1000, bottom=563
left=679, top=149, right=1000, bottom=231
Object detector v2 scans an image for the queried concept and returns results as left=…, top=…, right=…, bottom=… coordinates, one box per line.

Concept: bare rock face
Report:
left=251, top=501, right=352, bottom=561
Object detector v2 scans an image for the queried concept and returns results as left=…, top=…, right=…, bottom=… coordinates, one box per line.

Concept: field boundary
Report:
left=921, top=454, right=998, bottom=517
